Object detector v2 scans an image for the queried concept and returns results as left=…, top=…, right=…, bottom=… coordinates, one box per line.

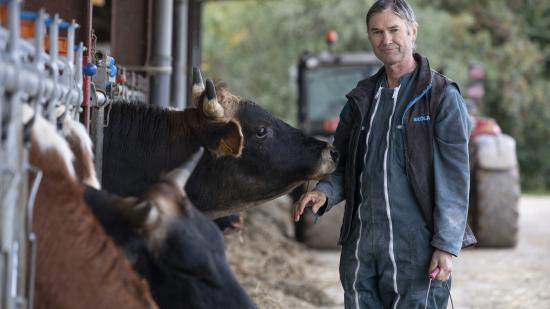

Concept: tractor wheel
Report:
left=471, top=164, right=520, bottom=247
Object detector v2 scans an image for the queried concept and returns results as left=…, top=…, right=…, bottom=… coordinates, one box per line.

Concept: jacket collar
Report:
left=346, top=53, right=433, bottom=117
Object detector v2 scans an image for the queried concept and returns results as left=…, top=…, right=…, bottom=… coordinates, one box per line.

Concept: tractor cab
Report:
left=293, top=31, right=381, bottom=248
left=297, top=31, right=381, bottom=138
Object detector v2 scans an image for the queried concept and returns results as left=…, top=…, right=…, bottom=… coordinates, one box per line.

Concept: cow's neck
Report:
left=102, top=103, right=200, bottom=197
left=186, top=154, right=305, bottom=218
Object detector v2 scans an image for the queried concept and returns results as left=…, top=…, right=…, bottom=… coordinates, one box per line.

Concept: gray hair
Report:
left=366, top=0, right=418, bottom=28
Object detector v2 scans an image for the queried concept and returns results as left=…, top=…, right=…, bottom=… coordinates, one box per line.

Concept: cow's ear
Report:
left=83, top=185, right=139, bottom=228
left=83, top=185, right=118, bottom=209
left=208, top=119, right=243, bottom=158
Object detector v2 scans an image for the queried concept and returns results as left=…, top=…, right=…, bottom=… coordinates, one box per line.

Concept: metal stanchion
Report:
left=0, top=1, right=87, bottom=307
left=1, top=2, right=24, bottom=308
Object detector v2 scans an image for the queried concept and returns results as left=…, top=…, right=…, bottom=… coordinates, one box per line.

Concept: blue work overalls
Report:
left=318, top=69, right=471, bottom=308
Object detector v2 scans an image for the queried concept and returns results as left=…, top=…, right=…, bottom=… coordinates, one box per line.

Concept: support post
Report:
left=170, top=0, right=188, bottom=109
left=149, top=0, right=173, bottom=107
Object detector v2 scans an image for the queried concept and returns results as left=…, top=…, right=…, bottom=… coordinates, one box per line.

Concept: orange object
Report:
left=0, top=5, right=7, bottom=26
left=470, top=116, right=502, bottom=140
left=323, top=117, right=340, bottom=133
left=44, top=35, right=68, bottom=55
left=116, top=72, right=127, bottom=84
left=0, top=7, right=69, bottom=56
left=0, top=7, right=34, bottom=35
left=20, top=20, right=35, bottom=38
left=325, top=30, right=338, bottom=44
left=58, top=36, right=68, bottom=55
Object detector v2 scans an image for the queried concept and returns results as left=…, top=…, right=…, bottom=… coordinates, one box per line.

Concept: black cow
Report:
left=85, top=149, right=256, bottom=309
left=101, top=71, right=338, bottom=218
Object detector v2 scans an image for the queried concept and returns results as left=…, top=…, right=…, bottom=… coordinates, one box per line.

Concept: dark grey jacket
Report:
left=316, top=53, right=477, bottom=251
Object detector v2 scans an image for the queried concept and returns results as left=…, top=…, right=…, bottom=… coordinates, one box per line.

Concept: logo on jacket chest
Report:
left=413, top=115, right=431, bottom=123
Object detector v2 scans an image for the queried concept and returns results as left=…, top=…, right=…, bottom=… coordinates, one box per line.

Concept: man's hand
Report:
left=429, top=249, right=453, bottom=281
left=292, top=191, right=327, bottom=222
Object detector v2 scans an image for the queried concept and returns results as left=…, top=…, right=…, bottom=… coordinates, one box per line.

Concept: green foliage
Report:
left=417, top=0, right=550, bottom=191
left=203, top=0, right=550, bottom=191
left=203, top=0, right=375, bottom=123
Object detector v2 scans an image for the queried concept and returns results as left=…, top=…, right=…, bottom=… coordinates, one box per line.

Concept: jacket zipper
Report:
left=400, top=83, right=432, bottom=178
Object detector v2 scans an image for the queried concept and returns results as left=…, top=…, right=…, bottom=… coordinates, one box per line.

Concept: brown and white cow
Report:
left=25, top=106, right=157, bottom=309
left=58, top=110, right=101, bottom=189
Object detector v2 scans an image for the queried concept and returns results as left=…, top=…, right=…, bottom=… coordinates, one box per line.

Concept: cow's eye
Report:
left=255, top=127, right=268, bottom=139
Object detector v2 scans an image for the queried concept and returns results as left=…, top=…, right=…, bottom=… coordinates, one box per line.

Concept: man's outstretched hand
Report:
left=292, top=191, right=327, bottom=222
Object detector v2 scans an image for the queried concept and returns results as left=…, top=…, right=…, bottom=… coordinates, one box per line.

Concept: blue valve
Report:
left=109, top=65, right=117, bottom=78
left=83, top=63, right=97, bottom=76
left=107, top=57, right=115, bottom=68
left=58, top=20, right=71, bottom=29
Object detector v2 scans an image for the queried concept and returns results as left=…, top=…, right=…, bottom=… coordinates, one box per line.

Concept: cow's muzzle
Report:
left=311, top=145, right=338, bottom=179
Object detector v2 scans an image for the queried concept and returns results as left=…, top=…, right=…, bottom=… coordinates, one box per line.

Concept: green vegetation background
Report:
left=202, top=0, right=550, bottom=192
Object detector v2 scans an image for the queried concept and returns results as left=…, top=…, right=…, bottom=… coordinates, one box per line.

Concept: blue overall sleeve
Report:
left=314, top=101, right=353, bottom=215
left=431, top=85, right=473, bottom=256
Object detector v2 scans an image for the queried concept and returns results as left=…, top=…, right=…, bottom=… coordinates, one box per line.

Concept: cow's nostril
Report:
left=330, top=149, right=339, bottom=163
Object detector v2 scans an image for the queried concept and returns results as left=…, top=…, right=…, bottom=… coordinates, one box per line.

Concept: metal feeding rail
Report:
left=0, top=1, right=84, bottom=308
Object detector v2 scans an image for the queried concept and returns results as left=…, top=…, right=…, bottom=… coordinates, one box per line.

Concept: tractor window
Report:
left=305, top=65, right=378, bottom=121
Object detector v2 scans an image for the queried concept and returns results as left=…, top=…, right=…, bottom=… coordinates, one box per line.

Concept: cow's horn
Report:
left=168, top=147, right=204, bottom=189
left=203, top=79, right=224, bottom=118
left=191, top=67, right=205, bottom=104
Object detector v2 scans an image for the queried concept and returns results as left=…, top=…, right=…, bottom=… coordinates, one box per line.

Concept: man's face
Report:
left=367, top=9, right=417, bottom=66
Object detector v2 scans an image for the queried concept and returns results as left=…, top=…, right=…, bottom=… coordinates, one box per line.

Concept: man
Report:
left=293, top=0, right=476, bottom=308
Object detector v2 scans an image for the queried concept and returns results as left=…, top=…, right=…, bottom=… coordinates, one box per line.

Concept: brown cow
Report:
left=25, top=106, right=157, bottom=309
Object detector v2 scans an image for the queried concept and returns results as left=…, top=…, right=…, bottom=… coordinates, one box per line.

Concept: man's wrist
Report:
left=431, top=240, right=460, bottom=257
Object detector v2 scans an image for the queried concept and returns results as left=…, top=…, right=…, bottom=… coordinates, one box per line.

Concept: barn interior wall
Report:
left=111, top=0, right=148, bottom=66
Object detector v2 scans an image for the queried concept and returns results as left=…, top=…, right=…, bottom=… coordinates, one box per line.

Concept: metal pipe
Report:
left=46, top=14, right=60, bottom=123
left=2, top=2, right=23, bottom=307
left=31, top=10, right=47, bottom=116
left=6, top=0, right=20, bottom=60
left=149, top=0, right=173, bottom=107
left=24, top=165, right=41, bottom=309
left=33, top=10, right=47, bottom=67
left=186, top=0, right=203, bottom=105
left=0, top=4, right=86, bottom=308
left=62, top=21, right=78, bottom=118
left=0, top=61, right=80, bottom=107
left=66, top=20, right=77, bottom=65
left=74, top=43, right=84, bottom=119
left=170, top=0, right=188, bottom=110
